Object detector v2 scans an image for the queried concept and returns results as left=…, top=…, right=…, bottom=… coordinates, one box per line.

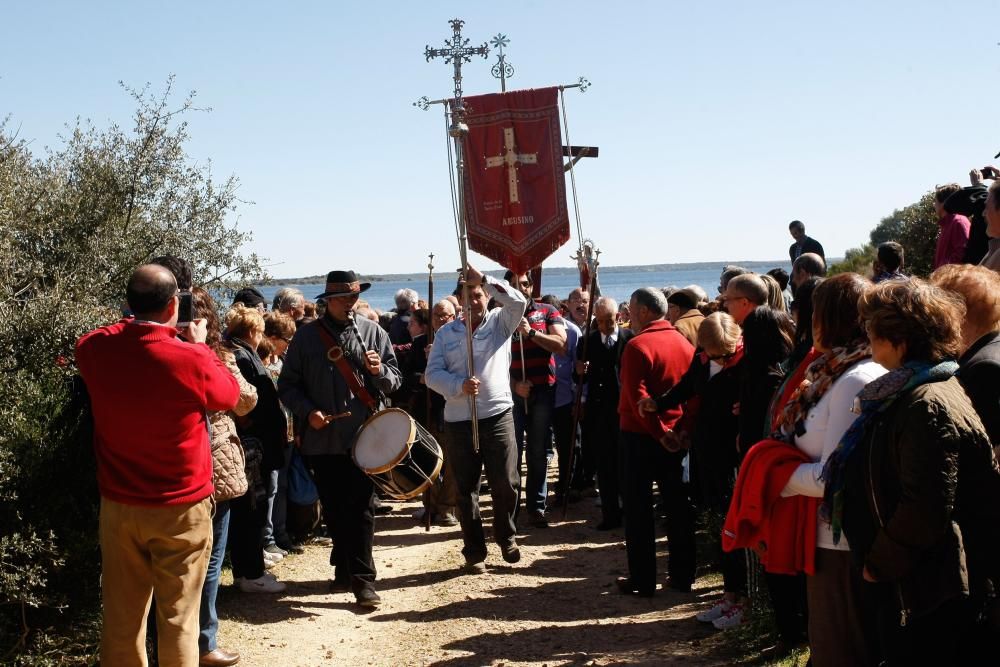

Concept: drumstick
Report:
left=324, top=411, right=352, bottom=422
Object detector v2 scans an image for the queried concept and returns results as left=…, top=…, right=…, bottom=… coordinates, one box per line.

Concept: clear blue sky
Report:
left=3, top=1, right=998, bottom=277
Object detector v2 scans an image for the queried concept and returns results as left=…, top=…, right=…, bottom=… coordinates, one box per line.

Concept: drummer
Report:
left=278, top=269, right=402, bottom=608
left=425, top=264, right=527, bottom=573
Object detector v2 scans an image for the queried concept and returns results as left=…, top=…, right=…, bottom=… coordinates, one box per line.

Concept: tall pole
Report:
left=425, top=18, right=489, bottom=452
left=562, top=246, right=600, bottom=518
left=426, top=252, right=435, bottom=428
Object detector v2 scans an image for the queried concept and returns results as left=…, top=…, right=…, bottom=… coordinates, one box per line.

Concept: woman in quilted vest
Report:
left=191, top=288, right=259, bottom=666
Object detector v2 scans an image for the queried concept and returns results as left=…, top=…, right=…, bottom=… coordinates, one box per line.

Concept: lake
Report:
left=255, top=261, right=791, bottom=312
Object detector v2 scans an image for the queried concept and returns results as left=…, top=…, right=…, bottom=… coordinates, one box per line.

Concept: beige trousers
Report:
left=99, top=496, right=213, bottom=667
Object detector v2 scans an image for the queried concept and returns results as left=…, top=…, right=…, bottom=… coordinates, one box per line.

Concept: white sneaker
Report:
left=696, top=598, right=733, bottom=623
left=238, top=574, right=287, bottom=593
left=263, top=549, right=284, bottom=563
left=711, top=604, right=745, bottom=630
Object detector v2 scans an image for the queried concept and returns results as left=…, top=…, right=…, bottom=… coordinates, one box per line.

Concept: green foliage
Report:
left=868, top=192, right=938, bottom=277
left=0, top=76, right=265, bottom=660
left=829, top=243, right=875, bottom=277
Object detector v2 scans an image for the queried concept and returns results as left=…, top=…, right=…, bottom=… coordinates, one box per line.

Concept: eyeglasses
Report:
left=707, top=352, right=735, bottom=361
left=518, top=281, right=531, bottom=288
left=282, top=336, right=293, bottom=344
left=719, top=295, right=747, bottom=305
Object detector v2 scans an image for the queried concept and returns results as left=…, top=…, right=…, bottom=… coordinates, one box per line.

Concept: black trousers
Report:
left=307, top=453, right=376, bottom=590
left=446, top=409, right=519, bottom=562
left=620, top=430, right=696, bottom=593
left=585, top=407, right=622, bottom=523
left=228, top=489, right=267, bottom=580
left=765, top=572, right=808, bottom=644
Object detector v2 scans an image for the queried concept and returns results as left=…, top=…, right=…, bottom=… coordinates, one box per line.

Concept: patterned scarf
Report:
left=771, top=339, right=872, bottom=442
left=820, top=360, right=959, bottom=544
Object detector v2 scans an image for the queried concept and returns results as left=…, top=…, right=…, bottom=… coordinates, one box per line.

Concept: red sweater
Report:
left=618, top=319, right=694, bottom=439
left=722, top=438, right=818, bottom=575
left=76, top=320, right=240, bottom=506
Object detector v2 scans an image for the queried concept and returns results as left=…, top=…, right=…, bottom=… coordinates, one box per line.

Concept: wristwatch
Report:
left=528, top=329, right=537, bottom=339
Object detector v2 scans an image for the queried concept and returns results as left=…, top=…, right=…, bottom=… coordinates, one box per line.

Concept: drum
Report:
left=351, top=408, right=444, bottom=500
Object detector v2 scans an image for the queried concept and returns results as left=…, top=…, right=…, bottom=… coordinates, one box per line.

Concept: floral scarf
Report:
left=771, top=339, right=872, bottom=442
left=820, top=360, right=959, bottom=544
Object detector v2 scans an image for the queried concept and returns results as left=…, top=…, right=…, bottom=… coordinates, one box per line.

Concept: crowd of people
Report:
left=76, top=179, right=1000, bottom=666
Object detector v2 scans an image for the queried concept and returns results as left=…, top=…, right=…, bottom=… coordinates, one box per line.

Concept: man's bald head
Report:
left=127, top=264, right=178, bottom=320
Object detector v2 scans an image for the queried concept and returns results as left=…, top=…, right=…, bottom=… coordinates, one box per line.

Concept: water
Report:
left=255, top=261, right=788, bottom=312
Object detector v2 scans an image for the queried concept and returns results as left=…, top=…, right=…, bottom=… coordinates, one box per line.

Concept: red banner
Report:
left=459, top=87, right=569, bottom=274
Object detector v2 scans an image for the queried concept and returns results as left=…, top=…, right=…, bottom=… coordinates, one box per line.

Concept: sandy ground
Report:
left=216, top=481, right=740, bottom=667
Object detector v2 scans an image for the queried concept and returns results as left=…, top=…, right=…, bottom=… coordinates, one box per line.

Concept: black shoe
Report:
left=616, top=577, right=654, bottom=598
left=354, top=587, right=382, bottom=608
left=529, top=510, right=549, bottom=528
left=664, top=577, right=692, bottom=593
left=500, top=539, right=521, bottom=564
left=328, top=578, right=350, bottom=593
left=277, top=541, right=305, bottom=555
left=462, top=559, right=487, bottom=574
left=373, top=497, right=391, bottom=516
left=594, top=519, right=622, bottom=531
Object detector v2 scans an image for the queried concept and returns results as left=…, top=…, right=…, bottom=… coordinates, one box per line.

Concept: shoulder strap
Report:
left=315, top=321, right=378, bottom=412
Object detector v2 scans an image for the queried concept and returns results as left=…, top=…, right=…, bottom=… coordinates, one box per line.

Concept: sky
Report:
left=3, top=1, right=999, bottom=277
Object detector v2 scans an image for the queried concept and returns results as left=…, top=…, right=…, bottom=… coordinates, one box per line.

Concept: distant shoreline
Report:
left=264, top=259, right=818, bottom=286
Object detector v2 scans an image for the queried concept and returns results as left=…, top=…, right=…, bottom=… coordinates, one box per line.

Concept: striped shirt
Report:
left=510, top=302, right=564, bottom=386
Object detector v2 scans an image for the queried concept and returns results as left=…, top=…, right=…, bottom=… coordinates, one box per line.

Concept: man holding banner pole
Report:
left=426, top=264, right=527, bottom=572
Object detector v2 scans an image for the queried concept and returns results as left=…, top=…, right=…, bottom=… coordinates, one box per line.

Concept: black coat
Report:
left=958, top=331, right=1000, bottom=447
left=230, top=338, right=288, bottom=472
left=655, top=354, right=741, bottom=509
left=842, top=377, right=1000, bottom=623
left=577, top=327, right=634, bottom=419
left=738, top=363, right=784, bottom=455
left=789, top=236, right=825, bottom=263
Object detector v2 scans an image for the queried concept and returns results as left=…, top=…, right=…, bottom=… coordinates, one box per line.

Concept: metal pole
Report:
left=452, top=131, right=480, bottom=452
left=425, top=252, right=435, bottom=429
left=562, top=249, right=600, bottom=518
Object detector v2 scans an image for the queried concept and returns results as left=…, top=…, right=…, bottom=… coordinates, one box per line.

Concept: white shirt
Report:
left=425, top=275, right=527, bottom=422
left=781, top=359, right=887, bottom=550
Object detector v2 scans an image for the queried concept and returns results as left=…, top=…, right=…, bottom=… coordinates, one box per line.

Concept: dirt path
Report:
left=216, top=487, right=737, bottom=666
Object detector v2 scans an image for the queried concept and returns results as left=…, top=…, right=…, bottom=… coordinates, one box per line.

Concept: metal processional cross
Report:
left=424, top=18, right=489, bottom=452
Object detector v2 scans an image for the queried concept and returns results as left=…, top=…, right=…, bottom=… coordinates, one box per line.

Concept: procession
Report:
left=4, top=5, right=1000, bottom=667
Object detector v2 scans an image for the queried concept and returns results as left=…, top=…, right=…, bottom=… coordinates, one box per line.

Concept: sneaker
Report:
left=711, top=604, right=745, bottom=630
left=276, top=540, right=305, bottom=555
left=500, top=539, right=521, bottom=564
left=238, top=574, right=286, bottom=593
left=263, top=549, right=282, bottom=564
left=263, top=556, right=276, bottom=570
left=696, top=598, right=734, bottom=623
left=264, top=544, right=288, bottom=558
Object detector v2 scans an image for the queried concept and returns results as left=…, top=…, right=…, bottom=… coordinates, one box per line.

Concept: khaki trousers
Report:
left=99, top=496, right=213, bottom=667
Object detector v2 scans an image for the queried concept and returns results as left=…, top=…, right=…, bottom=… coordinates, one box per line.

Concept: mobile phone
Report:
left=177, top=291, right=193, bottom=327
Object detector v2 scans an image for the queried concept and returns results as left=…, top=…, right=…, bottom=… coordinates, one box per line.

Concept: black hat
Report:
left=233, top=287, right=267, bottom=309
left=315, top=270, right=372, bottom=300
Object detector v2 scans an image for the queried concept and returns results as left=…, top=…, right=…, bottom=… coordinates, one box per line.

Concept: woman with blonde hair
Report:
left=225, top=304, right=288, bottom=593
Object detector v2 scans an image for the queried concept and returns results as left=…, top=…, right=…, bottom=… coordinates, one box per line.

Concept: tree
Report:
left=0, top=77, right=265, bottom=661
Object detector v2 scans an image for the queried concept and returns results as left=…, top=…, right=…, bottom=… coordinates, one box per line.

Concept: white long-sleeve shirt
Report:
left=781, top=359, right=886, bottom=550
left=425, top=275, right=526, bottom=422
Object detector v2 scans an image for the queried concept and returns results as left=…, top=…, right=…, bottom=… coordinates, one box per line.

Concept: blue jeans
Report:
left=199, top=501, right=230, bottom=654
left=513, top=385, right=555, bottom=514
left=263, top=445, right=292, bottom=546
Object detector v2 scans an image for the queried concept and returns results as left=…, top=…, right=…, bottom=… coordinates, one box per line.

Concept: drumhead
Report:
left=353, top=408, right=416, bottom=472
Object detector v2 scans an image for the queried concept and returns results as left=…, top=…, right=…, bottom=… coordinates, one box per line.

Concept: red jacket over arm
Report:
left=76, top=320, right=240, bottom=506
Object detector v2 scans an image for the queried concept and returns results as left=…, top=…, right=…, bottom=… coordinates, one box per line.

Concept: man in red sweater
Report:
left=76, top=264, right=240, bottom=666
left=616, top=287, right=696, bottom=597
